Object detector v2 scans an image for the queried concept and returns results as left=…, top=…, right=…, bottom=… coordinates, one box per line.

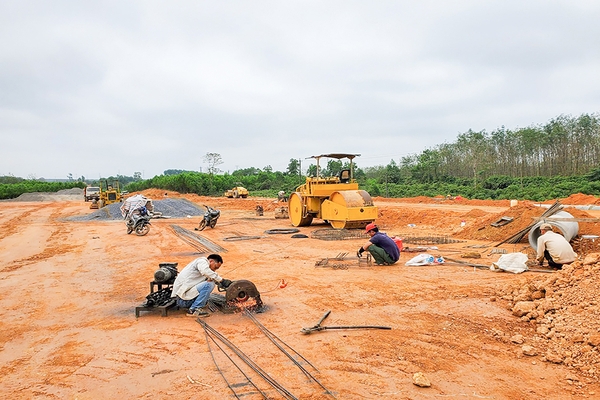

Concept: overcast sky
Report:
left=2, top=1, right=600, bottom=180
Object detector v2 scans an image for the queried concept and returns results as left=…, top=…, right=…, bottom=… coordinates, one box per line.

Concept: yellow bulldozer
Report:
left=91, top=179, right=123, bottom=209
left=288, top=153, right=377, bottom=229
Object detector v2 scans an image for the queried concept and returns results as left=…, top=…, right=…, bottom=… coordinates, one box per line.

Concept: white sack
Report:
left=491, top=252, right=529, bottom=274
left=405, top=253, right=445, bottom=266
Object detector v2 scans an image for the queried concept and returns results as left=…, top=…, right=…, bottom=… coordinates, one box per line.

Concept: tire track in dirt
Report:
left=1, top=207, right=82, bottom=272
left=0, top=203, right=47, bottom=241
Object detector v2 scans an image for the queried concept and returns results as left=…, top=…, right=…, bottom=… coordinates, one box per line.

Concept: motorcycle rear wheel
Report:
left=135, top=223, right=150, bottom=236
left=197, top=219, right=207, bottom=231
left=209, top=219, right=217, bottom=228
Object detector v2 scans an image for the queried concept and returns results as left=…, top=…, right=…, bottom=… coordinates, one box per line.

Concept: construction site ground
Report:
left=1, top=189, right=600, bottom=399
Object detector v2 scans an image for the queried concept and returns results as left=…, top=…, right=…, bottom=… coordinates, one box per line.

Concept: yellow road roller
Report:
left=288, top=153, right=378, bottom=229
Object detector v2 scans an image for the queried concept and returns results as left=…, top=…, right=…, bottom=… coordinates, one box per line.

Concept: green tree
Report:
left=286, top=158, right=300, bottom=175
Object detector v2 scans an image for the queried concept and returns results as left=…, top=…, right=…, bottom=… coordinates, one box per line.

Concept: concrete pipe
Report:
left=528, top=210, right=579, bottom=250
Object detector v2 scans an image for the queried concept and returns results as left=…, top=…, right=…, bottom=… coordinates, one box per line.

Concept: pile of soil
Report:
left=495, top=255, right=600, bottom=381
left=454, top=202, right=546, bottom=242
left=374, top=195, right=512, bottom=207
left=454, top=202, right=598, bottom=243
left=545, top=193, right=600, bottom=205
left=377, top=207, right=466, bottom=233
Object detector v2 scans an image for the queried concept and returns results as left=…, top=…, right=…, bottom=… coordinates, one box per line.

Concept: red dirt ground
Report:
left=1, top=191, right=600, bottom=399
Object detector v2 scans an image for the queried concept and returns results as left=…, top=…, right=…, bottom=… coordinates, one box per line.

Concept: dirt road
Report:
left=1, top=191, right=598, bottom=399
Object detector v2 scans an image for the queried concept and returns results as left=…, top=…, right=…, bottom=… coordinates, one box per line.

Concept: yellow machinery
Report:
left=224, top=186, right=249, bottom=198
left=97, top=179, right=123, bottom=208
left=288, top=153, right=377, bottom=229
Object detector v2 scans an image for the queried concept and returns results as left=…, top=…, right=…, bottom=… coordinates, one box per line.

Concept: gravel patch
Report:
left=70, top=198, right=205, bottom=221
left=1, top=188, right=205, bottom=220
left=2, top=187, right=84, bottom=202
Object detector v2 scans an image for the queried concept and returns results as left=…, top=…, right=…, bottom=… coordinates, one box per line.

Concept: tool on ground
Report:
left=300, top=310, right=392, bottom=334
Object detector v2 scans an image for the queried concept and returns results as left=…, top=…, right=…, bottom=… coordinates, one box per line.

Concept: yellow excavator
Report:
left=288, top=153, right=378, bottom=229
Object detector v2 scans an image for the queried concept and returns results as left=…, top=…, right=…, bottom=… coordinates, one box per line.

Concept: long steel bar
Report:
left=532, top=217, right=600, bottom=222
left=171, top=224, right=227, bottom=253
left=198, top=319, right=299, bottom=400
left=201, top=320, right=295, bottom=399
left=244, top=311, right=337, bottom=399
left=245, top=311, right=320, bottom=372
left=203, top=326, right=268, bottom=399
left=301, top=325, right=393, bottom=334
left=401, top=235, right=466, bottom=245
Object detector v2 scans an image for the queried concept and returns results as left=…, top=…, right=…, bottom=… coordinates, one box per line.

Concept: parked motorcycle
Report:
left=195, top=205, right=220, bottom=231
left=127, top=206, right=152, bottom=236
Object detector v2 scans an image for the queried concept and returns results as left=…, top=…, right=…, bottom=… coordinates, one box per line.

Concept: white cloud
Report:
left=1, top=1, right=600, bottom=178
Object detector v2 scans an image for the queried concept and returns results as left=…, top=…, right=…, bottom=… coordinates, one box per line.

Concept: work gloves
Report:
left=220, top=279, right=233, bottom=289
left=357, top=247, right=365, bottom=258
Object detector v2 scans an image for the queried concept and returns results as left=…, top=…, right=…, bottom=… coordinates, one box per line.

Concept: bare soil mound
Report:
left=496, top=255, right=600, bottom=380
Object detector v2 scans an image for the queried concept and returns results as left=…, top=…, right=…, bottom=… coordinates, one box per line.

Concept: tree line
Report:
left=3, top=112, right=600, bottom=201
left=393, top=113, right=600, bottom=184
left=0, top=177, right=86, bottom=200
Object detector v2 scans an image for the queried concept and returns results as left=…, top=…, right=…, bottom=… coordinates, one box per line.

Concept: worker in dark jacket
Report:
left=357, top=223, right=400, bottom=265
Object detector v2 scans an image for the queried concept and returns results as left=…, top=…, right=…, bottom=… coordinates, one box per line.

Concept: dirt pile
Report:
left=374, top=195, right=512, bottom=207
left=376, top=207, right=466, bottom=233
left=453, top=202, right=598, bottom=243
left=546, top=193, right=600, bottom=205
left=454, top=202, right=544, bottom=242
left=495, top=256, right=600, bottom=380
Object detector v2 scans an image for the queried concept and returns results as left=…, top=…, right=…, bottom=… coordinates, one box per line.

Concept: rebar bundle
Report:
left=170, top=224, right=227, bottom=253
left=315, top=253, right=372, bottom=268
left=401, top=235, right=466, bottom=245
left=197, top=316, right=336, bottom=399
left=311, top=229, right=369, bottom=241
